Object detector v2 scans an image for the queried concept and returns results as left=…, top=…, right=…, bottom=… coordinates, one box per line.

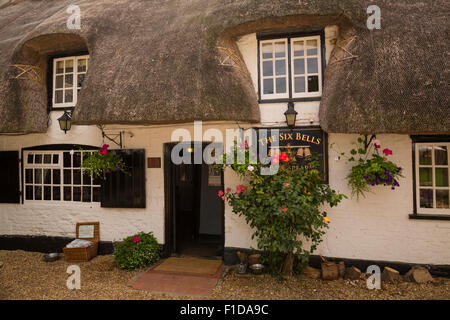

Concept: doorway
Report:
left=164, top=142, right=224, bottom=258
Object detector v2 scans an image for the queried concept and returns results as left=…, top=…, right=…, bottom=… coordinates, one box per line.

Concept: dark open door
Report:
left=164, top=142, right=224, bottom=257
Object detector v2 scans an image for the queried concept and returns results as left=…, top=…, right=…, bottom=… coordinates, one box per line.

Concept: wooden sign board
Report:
left=147, top=157, right=161, bottom=168
left=256, top=126, right=328, bottom=182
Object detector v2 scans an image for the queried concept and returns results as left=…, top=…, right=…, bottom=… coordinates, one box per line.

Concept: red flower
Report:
left=282, top=207, right=288, bottom=212
left=382, top=148, right=393, bottom=156
left=99, top=144, right=109, bottom=155
left=133, top=236, right=141, bottom=243
left=218, top=190, right=224, bottom=197
left=226, top=187, right=231, bottom=192
left=279, top=152, right=290, bottom=162
left=100, top=148, right=107, bottom=155
left=221, top=196, right=225, bottom=201
left=102, top=144, right=109, bottom=150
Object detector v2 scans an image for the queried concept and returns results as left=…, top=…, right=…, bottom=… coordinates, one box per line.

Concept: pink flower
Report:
left=218, top=190, right=224, bottom=197
left=102, top=144, right=109, bottom=150
left=373, top=140, right=381, bottom=149
left=133, top=236, right=141, bottom=243
left=271, top=153, right=280, bottom=164
left=221, top=196, right=225, bottom=201
left=382, top=148, right=393, bottom=156
left=100, top=148, right=107, bottom=155
left=284, top=183, right=290, bottom=187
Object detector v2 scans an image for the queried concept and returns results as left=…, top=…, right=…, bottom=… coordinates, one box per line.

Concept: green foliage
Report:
left=112, top=232, right=161, bottom=271
left=218, top=143, right=346, bottom=275
left=82, top=144, right=128, bottom=179
left=344, top=136, right=403, bottom=199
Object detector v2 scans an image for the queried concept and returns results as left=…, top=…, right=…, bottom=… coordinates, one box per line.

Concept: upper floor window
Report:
left=53, top=55, right=89, bottom=107
left=258, top=33, right=323, bottom=101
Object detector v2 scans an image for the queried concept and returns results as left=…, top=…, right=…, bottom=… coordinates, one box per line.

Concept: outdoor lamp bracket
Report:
left=97, top=125, right=123, bottom=148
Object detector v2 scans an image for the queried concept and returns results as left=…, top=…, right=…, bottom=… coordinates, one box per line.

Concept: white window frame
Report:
left=415, top=142, right=450, bottom=214
left=290, top=35, right=322, bottom=98
left=52, top=55, right=89, bottom=108
left=259, top=39, right=289, bottom=100
left=23, top=150, right=100, bottom=203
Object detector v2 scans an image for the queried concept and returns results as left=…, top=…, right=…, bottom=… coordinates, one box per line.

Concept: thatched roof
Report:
left=0, top=0, right=448, bottom=134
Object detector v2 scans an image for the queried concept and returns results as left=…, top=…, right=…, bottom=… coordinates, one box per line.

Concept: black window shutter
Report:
left=0, top=151, right=20, bottom=203
left=101, top=149, right=146, bottom=208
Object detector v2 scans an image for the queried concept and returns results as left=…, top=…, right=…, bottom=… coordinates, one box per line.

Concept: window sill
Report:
left=48, top=106, right=75, bottom=112
left=409, top=213, right=450, bottom=221
left=258, top=97, right=321, bottom=104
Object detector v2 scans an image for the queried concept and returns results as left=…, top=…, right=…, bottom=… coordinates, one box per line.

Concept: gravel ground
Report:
left=0, top=250, right=449, bottom=300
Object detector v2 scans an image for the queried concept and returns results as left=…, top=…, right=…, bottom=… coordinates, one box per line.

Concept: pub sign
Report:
left=256, top=126, right=328, bottom=182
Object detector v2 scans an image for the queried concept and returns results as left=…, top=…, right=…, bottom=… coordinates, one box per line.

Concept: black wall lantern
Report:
left=284, top=101, right=298, bottom=127
left=57, top=110, right=72, bottom=134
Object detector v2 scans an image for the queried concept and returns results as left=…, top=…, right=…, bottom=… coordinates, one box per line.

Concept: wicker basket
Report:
left=63, top=222, right=99, bottom=262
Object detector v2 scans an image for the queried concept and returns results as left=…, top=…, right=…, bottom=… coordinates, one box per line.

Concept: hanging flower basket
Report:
left=82, top=144, right=128, bottom=179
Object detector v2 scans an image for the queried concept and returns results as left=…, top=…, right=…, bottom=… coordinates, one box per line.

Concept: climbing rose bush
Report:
left=113, top=231, right=160, bottom=271
left=217, top=142, right=346, bottom=276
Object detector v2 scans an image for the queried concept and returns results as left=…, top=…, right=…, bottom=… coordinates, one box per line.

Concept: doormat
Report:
left=130, top=257, right=224, bottom=296
left=152, top=257, right=222, bottom=275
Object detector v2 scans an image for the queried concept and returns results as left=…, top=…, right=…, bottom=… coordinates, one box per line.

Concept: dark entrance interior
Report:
left=164, top=142, right=224, bottom=257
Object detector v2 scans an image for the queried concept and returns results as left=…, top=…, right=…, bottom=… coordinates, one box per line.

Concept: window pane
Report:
left=73, top=169, right=81, bottom=185
left=55, top=75, right=63, bottom=89
left=27, top=154, right=33, bottom=164
left=43, top=154, right=51, bottom=164
left=419, top=167, right=432, bottom=186
left=435, top=168, right=449, bottom=187
left=53, top=187, right=61, bottom=201
left=263, top=79, right=274, bottom=94
left=306, top=40, right=318, bottom=55
left=43, top=169, right=51, bottom=184
left=65, top=74, right=73, bottom=88
left=73, top=187, right=81, bottom=201
left=294, top=77, right=305, bottom=93
left=26, top=186, right=33, bottom=200
left=307, top=58, right=318, bottom=73
left=53, top=154, right=59, bottom=164
left=93, top=187, right=100, bottom=202
left=294, top=58, right=305, bottom=75
left=436, top=190, right=449, bottom=209
left=274, top=42, right=285, bottom=58
left=65, top=59, right=73, bottom=73
left=53, top=169, right=60, bottom=184
left=275, top=60, right=286, bottom=76
left=78, top=59, right=87, bottom=72
left=262, top=43, right=273, bottom=59
left=419, top=189, right=433, bottom=208
left=73, top=152, right=81, bottom=167
left=63, top=169, right=71, bottom=184
left=44, top=186, right=51, bottom=200
left=82, top=187, right=91, bottom=202
left=55, top=90, right=63, bottom=104
left=34, top=186, right=42, bottom=200
left=293, top=41, right=304, bottom=56
left=435, top=146, right=448, bottom=165
left=276, top=78, right=286, bottom=94
left=63, top=152, right=71, bottom=167
left=56, top=61, right=64, bottom=74
left=25, top=169, right=33, bottom=183
left=64, top=186, right=71, bottom=201
left=65, top=90, right=73, bottom=103
left=419, top=147, right=432, bottom=165
left=262, top=61, right=273, bottom=76
left=77, top=74, right=85, bottom=88
left=82, top=171, right=91, bottom=185
left=34, top=169, right=42, bottom=184
left=307, top=75, right=319, bottom=92
left=35, top=154, right=42, bottom=164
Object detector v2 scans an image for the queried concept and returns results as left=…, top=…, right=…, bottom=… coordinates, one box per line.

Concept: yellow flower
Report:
left=323, top=217, right=330, bottom=223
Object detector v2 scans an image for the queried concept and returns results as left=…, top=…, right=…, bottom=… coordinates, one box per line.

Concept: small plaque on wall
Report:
left=147, top=157, right=161, bottom=168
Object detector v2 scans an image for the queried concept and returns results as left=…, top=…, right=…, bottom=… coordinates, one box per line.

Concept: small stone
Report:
left=344, top=266, right=361, bottom=280
left=405, top=266, right=434, bottom=284
left=0, top=261, right=3, bottom=268
left=381, top=266, right=401, bottom=283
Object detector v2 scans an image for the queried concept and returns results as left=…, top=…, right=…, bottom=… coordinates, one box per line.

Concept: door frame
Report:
left=163, top=141, right=225, bottom=257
